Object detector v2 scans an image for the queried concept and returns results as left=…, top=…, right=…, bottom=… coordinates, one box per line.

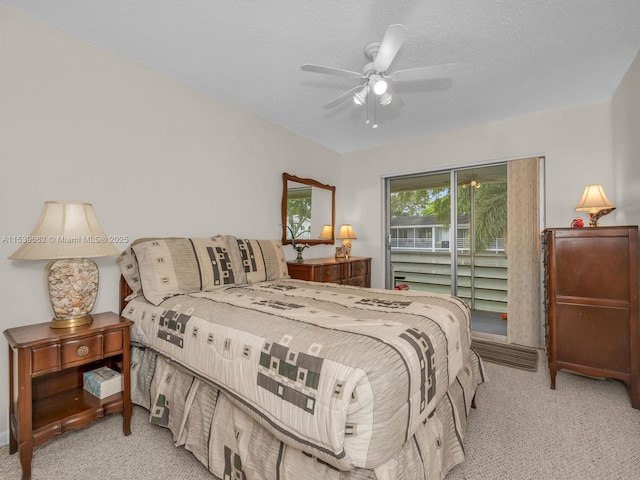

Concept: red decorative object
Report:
left=571, top=218, right=584, bottom=228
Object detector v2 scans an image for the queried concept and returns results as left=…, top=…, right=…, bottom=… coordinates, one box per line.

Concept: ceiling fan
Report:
left=301, top=24, right=455, bottom=126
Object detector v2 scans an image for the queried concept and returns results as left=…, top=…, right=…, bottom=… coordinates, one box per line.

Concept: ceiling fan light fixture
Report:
left=353, top=85, right=369, bottom=105
left=371, top=75, right=388, bottom=95
left=379, top=92, right=392, bottom=105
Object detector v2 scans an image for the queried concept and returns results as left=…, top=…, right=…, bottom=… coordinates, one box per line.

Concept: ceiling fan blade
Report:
left=323, top=84, right=366, bottom=109
left=390, top=63, right=457, bottom=82
left=373, top=24, right=408, bottom=73
left=301, top=64, right=363, bottom=80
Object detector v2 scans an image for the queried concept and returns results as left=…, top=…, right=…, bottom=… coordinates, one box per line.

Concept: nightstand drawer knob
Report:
left=76, top=345, right=90, bottom=357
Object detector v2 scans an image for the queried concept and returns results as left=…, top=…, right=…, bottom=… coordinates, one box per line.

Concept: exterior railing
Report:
left=390, top=237, right=504, bottom=253
left=391, top=238, right=435, bottom=249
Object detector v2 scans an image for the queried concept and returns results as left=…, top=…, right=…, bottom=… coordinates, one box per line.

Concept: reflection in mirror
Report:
left=282, top=173, right=335, bottom=246
left=287, top=181, right=312, bottom=239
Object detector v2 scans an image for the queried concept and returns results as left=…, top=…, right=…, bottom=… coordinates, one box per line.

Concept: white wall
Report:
left=341, top=101, right=616, bottom=288
left=0, top=6, right=341, bottom=445
left=613, top=50, right=640, bottom=226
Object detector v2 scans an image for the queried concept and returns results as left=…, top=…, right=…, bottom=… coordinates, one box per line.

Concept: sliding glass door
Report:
left=386, top=164, right=508, bottom=336
left=455, top=165, right=508, bottom=336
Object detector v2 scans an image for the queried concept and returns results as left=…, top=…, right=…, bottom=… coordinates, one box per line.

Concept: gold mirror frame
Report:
left=281, top=173, right=336, bottom=246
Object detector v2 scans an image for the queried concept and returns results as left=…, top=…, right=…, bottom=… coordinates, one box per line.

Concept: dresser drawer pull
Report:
left=326, top=270, right=336, bottom=276
left=76, top=345, right=90, bottom=357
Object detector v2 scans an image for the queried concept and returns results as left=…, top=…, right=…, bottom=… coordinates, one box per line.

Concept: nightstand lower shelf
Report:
left=32, top=384, right=125, bottom=443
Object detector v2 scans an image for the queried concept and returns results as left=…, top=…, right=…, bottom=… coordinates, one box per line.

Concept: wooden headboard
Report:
left=119, top=275, right=133, bottom=314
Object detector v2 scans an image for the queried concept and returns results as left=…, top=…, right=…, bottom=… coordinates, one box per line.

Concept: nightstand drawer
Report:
left=316, top=265, right=342, bottom=283
left=32, top=344, right=60, bottom=375
left=61, top=336, right=103, bottom=367
left=104, top=330, right=124, bottom=354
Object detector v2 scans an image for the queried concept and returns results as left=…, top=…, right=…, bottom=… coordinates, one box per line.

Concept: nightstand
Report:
left=3, top=312, right=134, bottom=479
left=287, top=256, right=371, bottom=287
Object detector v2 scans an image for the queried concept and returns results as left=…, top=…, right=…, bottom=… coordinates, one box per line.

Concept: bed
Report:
left=118, top=235, right=485, bottom=480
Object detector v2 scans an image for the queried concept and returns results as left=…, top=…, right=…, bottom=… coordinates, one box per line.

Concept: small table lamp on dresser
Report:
left=8, top=201, right=120, bottom=328
left=337, top=224, right=357, bottom=258
left=574, top=184, right=616, bottom=227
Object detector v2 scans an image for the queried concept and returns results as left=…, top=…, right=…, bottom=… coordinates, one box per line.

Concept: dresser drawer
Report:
left=349, top=260, right=368, bottom=279
left=316, top=264, right=342, bottom=283
left=287, top=257, right=371, bottom=287
left=347, top=276, right=369, bottom=287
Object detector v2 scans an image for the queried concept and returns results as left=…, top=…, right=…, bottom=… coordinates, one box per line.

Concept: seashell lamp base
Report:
left=47, top=258, right=98, bottom=328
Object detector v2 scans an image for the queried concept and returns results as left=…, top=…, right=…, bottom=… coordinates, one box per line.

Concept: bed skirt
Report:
left=130, top=345, right=485, bottom=480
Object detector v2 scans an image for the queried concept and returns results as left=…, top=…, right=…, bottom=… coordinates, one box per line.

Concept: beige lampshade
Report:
left=575, top=185, right=615, bottom=213
left=9, top=201, right=120, bottom=260
left=319, top=224, right=333, bottom=239
left=337, top=224, right=357, bottom=258
left=336, top=224, right=357, bottom=240
left=8, top=201, right=119, bottom=328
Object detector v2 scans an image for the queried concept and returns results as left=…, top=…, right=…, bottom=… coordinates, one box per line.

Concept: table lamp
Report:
left=574, top=184, right=616, bottom=227
left=8, top=201, right=120, bottom=328
left=337, top=224, right=357, bottom=258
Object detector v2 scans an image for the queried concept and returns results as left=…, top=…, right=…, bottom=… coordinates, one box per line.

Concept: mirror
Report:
left=282, top=173, right=336, bottom=245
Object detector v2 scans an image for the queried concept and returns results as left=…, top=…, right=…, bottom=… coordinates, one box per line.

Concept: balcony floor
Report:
left=471, top=309, right=507, bottom=336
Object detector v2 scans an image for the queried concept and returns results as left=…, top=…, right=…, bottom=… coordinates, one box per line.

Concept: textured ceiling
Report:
left=3, top=0, right=640, bottom=153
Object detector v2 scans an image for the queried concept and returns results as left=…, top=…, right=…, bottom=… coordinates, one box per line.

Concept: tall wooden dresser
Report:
left=543, top=226, right=639, bottom=408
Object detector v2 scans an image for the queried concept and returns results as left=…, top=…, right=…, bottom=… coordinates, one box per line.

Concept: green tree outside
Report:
left=391, top=181, right=507, bottom=252
left=286, top=188, right=312, bottom=239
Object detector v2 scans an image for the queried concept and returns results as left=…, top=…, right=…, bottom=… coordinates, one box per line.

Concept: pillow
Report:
left=132, top=237, right=238, bottom=305
left=117, top=247, right=142, bottom=301
left=235, top=238, right=289, bottom=283
left=215, top=235, right=248, bottom=285
left=118, top=237, right=184, bottom=301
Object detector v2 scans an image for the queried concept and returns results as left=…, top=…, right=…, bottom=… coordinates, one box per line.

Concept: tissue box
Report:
left=83, top=366, right=122, bottom=399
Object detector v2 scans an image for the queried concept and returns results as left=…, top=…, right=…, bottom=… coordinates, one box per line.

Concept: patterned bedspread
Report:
left=122, top=279, right=476, bottom=471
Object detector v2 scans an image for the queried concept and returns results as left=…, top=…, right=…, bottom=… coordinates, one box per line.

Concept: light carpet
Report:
left=1, top=353, right=638, bottom=479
